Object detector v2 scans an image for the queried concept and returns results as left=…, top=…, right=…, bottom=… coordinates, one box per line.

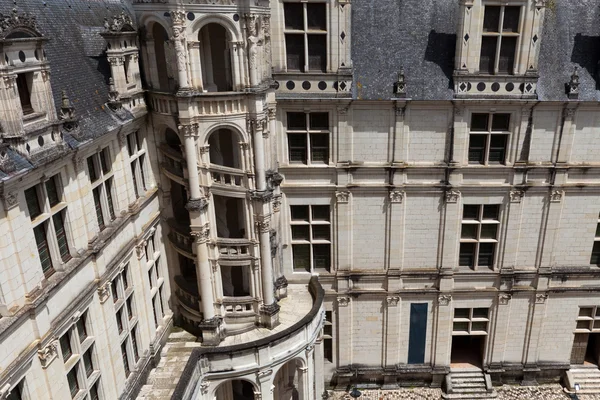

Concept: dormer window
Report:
left=16, top=72, right=34, bottom=115
left=480, top=6, right=521, bottom=75
left=284, top=2, right=327, bottom=72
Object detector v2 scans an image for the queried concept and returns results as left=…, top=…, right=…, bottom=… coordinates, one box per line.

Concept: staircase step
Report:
left=442, top=393, right=497, bottom=399
left=452, top=382, right=487, bottom=389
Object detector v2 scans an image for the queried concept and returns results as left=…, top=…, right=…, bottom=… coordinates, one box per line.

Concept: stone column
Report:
left=383, top=296, right=401, bottom=378
left=170, top=11, right=190, bottom=93
left=129, top=54, right=141, bottom=90
left=556, top=107, right=577, bottom=163
left=522, top=292, right=549, bottom=385
left=393, top=104, right=407, bottom=162
left=108, top=56, right=127, bottom=93
left=388, top=190, right=405, bottom=271
left=180, top=124, right=202, bottom=200
left=432, top=294, right=453, bottom=387
left=143, top=36, right=160, bottom=89
left=230, top=41, right=242, bottom=90
left=336, top=190, right=352, bottom=271
left=304, top=345, right=315, bottom=399
left=488, top=293, right=512, bottom=383
left=441, top=190, right=461, bottom=271
left=187, top=40, right=203, bottom=90
left=245, top=14, right=260, bottom=87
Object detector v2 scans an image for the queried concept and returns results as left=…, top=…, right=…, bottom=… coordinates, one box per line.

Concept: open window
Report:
left=199, top=23, right=233, bottom=92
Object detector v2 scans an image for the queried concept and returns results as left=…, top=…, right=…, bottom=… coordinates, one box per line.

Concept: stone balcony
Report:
left=148, top=91, right=248, bottom=117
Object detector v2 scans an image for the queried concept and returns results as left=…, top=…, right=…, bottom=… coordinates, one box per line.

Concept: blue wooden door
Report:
left=408, top=303, right=428, bottom=364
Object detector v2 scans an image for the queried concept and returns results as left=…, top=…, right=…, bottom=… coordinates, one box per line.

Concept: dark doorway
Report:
left=586, top=334, right=600, bottom=366
left=451, top=336, right=485, bottom=369
left=408, top=303, right=428, bottom=364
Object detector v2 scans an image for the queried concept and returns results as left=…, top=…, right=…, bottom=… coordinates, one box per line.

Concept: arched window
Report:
left=214, top=379, right=255, bottom=400
left=151, top=23, right=170, bottom=91
left=199, top=23, right=233, bottom=92
left=208, top=129, right=241, bottom=169
left=273, top=359, right=305, bottom=400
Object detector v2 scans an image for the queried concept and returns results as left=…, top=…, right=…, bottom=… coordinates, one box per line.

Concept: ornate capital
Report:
left=97, top=281, right=111, bottom=304
left=255, top=214, right=271, bottom=233
left=3, top=75, right=15, bottom=90
left=438, top=294, right=452, bottom=306
left=535, top=292, right=548, bottom=304
left=199, top=381, right=210, bottom=394
left=498, top=293, right=512, bottom=305
left=244, top=13, right=259, bottom=37
left=135, top=240, right=147, bottom=259
left=170, top=10, right=186, bottom=26
left=445, top=190, right=460, bottom=204
left=395, top=106, right=405, bottom=117
left=550, top=190, right=564, bottom=203
left=186, top=197, right=209, bottom=212
left=103, top=12, right=134, bottom=32
left=37, top=339, right=59, bottom=369
left=386, top=296, right=400, bottom=306
left=564, top=107, right=576, bottom=119
left=2, top=190, right=18, bottom=211
left=336, top=191, right=350, bottom=203
left=108, top=56, right=124, bottom=66
left=179, top=123, right=198, bottom=138
left=389, top=190, right=404, bottom=204
left=305, top=344, right=315, bottom=354
left=510, top=189, right=524, bottom=203
left=190, top=223, right=210, bottom=244
left=337, top=296, right=350, bottom=307
left=267, top=107, right=276, bottom=120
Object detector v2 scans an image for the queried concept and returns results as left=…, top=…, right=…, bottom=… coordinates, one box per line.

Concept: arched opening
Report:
left=214, top=379, right=256, bottom=400
left=170, top=181, right=190, bottom=226
left=151, top=23, right=171, bottom=91
left=213, top=195, right=245, bottom=239
left=199, top=23, right=233, bottom=92
left=208, top=129, right=241, bottom=169
left=163, top=128, right=184, bottom=177
left=165, top=128, right=182, bottom=153
left=221, top=265, right=251, bottom=297
left=273, top=359, right=305, bottom=400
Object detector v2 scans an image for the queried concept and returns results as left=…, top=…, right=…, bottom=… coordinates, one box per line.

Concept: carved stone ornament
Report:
left=0, top=8, right=39, bottom=39
left=0, top=384, right=12, bottom=400
left=535, top=293, right=548, bottom=304
left=104, top=12, right=134, bottom=32
left=389, top=190, right=404, bottom=204
left=395, top=106, right=405, bottom=117
left=387, top=296, right=400, bottom=306
left=498, top=293, right=512, bottom=305
left=2, top=190, right=18, bottom=210
left=170, top=10, right=187, bottom=26
left=550, top=190, right=564, bottom=203
left=178, top=124, right=198, bottom=138
left=534, top=0, right=547, bottom=8
left=257, top=369, right=273, bottom=379
left=337, top=296, right=350, bottom=307
left=199, top=381, right=210, bottom=394
left=510, top=189, right=525, bottom=203
left=564, top=107, right=576, bottom=119
left=186, top=197, right=209, bottom=212
left=255, top=214, right=271, bottom=233
left=97, top=281, right=111, bottom=304
left=336, top=191, right=350, bottom=203
left=393, top=67, right=407, bottom=97
left=3, top=75, right=15, bottom=90
left=438, top=294, right=452, bottom=306
left=135, top=240, right=147, bottom=259
left=0, top=144, right=15, bottom=174
left=445, top=190, right=460, bottom=203
left=272, top=194, right=282, bottom=213
left=37, top=339, right=59, bottom=368
left=567, top=67, right=580, bottom=100
left=190, top=223, right=210, bottom=243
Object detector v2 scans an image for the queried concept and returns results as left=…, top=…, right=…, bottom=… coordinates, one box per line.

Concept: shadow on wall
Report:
left=424, top=30, right=456, bottom=89
left=571, top=33, right=600, bottom=89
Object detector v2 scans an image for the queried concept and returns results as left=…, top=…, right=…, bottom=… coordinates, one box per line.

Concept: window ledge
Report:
left=454, top=73, right=538, bottom=98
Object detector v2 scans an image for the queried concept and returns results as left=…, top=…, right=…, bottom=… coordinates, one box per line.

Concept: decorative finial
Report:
left=107, top=77, right=122, bottom=110
left=394, top=67, right=406, bottom=97
left=568, top=66, right=579, bottom=99
left=59, top=90, right=75, bottom=120
left=103, top=11, right=134, bottom=32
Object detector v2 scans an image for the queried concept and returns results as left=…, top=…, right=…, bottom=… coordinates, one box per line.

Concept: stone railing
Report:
left=195, top=93, right=247, bottom=116
left=168, top=219, right=193, bottom=255
left=209, top=164, right=247, bottom=188
left=222, top=296, right=255, bottom=315
left=149, top=93, right=178, bottom=115
left=216, top=238, right=252, bottom=260
left=174, top=275, right=201, bottom=316
left=161, top=161, right=184, bottom=179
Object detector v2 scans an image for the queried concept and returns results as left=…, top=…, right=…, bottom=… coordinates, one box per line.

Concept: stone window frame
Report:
left=467, top=112, right=512, bottom=165
left=57, top=310, right=101, bottom=400
left=87, top=147, right=117, bottom=231
left=452, top=307, right=490, bottom=335
left=459, top=204, right=501, bottom=270
left=479, top=4, right=522, bottom=75
left=126, top=131, right=149, bottom=199
left=455, top=0, right=543, bottom=77
left=575, top=306, right=600, bottom=332
left=289, top=204, right=331, bottom=273
left=285, top=111, right=330, bottom=166
left=24, top=173, right=73, bottom=278
left=145, top=233, right=167, bottom=330
left=111, top=264, right=142, bottom=379
left=590, top=213, right=600, bottom=266
left=4, top=378, right=29, bottom=400
left=281, top=0, right=328, bottom=73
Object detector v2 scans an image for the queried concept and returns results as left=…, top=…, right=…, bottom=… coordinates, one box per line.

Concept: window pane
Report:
left=483, top=6, right=501, bottom=32
left=88, top=157, right=98, bottom=182
left=17, top=73, right=33, bottom=114
left=309, top=113, right=329, bottom=130
left=126, top=297, right=134, bottom=320
left=132, top=328, right=140, bottom=362
left=313, top=244, right=330, bottom=271
left=312, top=225, right=330, bottom=241
left=479, top=36, right=497, bottom=74
left=310, top=134, right=329, bottom=164
left=324, top=338, right=333, bottom=362
left=285, top=34, right=305, bottom=71
left=468, top=135, right=486, bottom=165
left=591, top=242, right=600, bottom=265
left=287, top=112, right=307, bottom=130
left=472, top=321, right=488, bottom=332
left=123, top=266, right=130, bottom=289
left=106, top=178, right=116, bottom=220
left=90, top=382, right=100, bottom=400
left=34, top=224, right=53, bottom=276
left=117, top=309, right=124, bottom=334
left=595, top=224, right=600, bottom=238
left=480, top=224, right=498, bottom=240
left=136, top=131, right=143, bottom=151
left=471, top=114, right=490, bottom=132
left=83, top=349, right=94, bottom=377
left=76, top=316, right=87, bottom=342
left=483, top=205, right=500, bottom=220
left=111, top=280, right=119, bottom=302
left=67, top=367, right=79, bottom=398
left=130, top=163, right=139, bottom=198
left=291, top=205, right=309, bottom=221
left=459, top=243, right=476, bottom=267
left=498, top=36, right=517, bottom=74
left=478, top=243, right=495, bottom=267
left=284, top=3, right=304, bottom=30
left=127, top=134, right=135, bottom=156
left=491, top=114, right=511, bottom=131
left=454, top=308, right=469, bottom=319
left=503, top=6, right=520, bottom=33
left=139, top=154, right=147, bottom=190
left=292, top=244, right=310, bottom=272
left=307, top=3, right=326, bottom=30
left=46, top=176, right=60, bottom=207
left=53, top=212, right=71, bottom=261
left=463, top=205, right=480, bottom=220
left=25, top=187, right=41, bottom=218
left=60, top=333, right=72, bottom=360
left=101, top=148, right=111, bottom=173
left=308, top=35, right=326, bottom=72
left=473, top=308, right=489, bottom=319
left=288, top=134, right=307, bottom=163
left=93, top=187, right=105, bottom=230
left=453, top=321, right=469, bottom=332
left=312, top=205, right=330, bottom=221
left=489, top=135, right=508, bottom=164
left=579, top=307, right=594, bottom=318
left=121, top=342, right=130, bottom=377
left=291, top=225, right=310, bottom=240
left=461, top=224, right=478, bottom=240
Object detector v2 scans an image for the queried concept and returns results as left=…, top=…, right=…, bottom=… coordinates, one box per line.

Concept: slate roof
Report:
left=0, top=0, right=137, bottom=178
left=351, top=0, right=600, bottom=101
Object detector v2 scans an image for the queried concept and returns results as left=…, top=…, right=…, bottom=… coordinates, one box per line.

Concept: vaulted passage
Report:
left=151, top=23, right=170, bottom=91
left=273, top=358, right=305, bottom=400
left=214, top=380, right=255, bottom=400
left=208, top=129, right=241, bottom=169
left=199, top=23, right=232, bottom=92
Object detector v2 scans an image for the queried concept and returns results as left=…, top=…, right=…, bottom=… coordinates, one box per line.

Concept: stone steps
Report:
left=443, top=371, right=497, bottom=400
left=565, top=367, right=600, bottom=394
